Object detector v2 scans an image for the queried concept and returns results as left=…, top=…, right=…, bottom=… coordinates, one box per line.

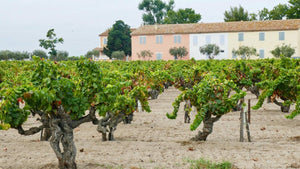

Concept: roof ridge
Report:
left=131, top=19, right=300, bottom=35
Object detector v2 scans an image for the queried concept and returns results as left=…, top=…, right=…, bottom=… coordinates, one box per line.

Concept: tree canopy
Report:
left=169, top=46, right=188, bottom=60
left=271, top=44, right=295, bottom=58
left=269, top=4, right=289, bottom=20
left=137, top=50, right=153, bottom=60
left=224, top=6, right=251, bottom=22
left=164, top=8, right=201, bottom=24
left=32, top=50, right=48, bottom=59
left=258, top=8, right=270, bottom=20
left=49, top=50, right=69, bottom=61
left=199, top=44, right=220, bottom=60
left=85, top=49, right=100, bottom=59
left=257, top=1, right=300, bottom=20
left=103, top=20, right=131, bottom=59
left=286, top=0, right=300, bottom=19
left=0, top=50, right=30, bottom=60
left=232, top=46, right=258, bottom=59
left=138, top=0, right=175, bottom=25
left=111, top=51, right=125, bottom=60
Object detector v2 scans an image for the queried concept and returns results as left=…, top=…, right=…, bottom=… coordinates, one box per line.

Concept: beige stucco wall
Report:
left=131, top=34, right=190, bottom=61
left=228, top=30, right=299, bottom=59
left=100, top=36, right=107, bottom=48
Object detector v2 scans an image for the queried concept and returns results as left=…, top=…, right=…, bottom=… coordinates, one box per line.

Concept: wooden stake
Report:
left=245, top=111, right=251, bottom=142
left=239, top=99, right=244, bottom=142
left=248, top=99, right=251, bottom=124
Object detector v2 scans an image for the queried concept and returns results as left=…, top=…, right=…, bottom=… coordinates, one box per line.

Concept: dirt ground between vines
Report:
left=1, top=87, right=300, bottom=169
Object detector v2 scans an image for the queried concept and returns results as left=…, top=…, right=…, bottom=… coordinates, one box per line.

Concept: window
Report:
left=238, top=33, right=244, bottom=41
left=220, top=35, right=225, bottom=45
left=259, top=32, right=265, bottom=41
left=206, top=35, right=211, bottom=44
left=279, top=32, right=285, bottom=41
left=103, top=38, right=107, bottom=45
left=232, top=52, right=237, bottom=59
left=174, top=35, right=181, bottom=43
left=139, top=36, right=146, bottom=44
left=156, top=35, right=163, bottom=44
left=193, top=36, right=198, bottom=46
left=156, top=53, right=162, bottom=60
left=259, top=49, right=265, bottom=58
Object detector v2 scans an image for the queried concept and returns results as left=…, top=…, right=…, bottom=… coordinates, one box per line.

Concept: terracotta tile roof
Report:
left=131, top=19, right=300, bottom=35
left=99, top=28, right=136, bottom=36
left=99, top=29, right=110, bottom=36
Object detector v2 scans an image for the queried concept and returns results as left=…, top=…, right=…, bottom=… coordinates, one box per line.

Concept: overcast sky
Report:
left=0, top=0, right=289, bottom=56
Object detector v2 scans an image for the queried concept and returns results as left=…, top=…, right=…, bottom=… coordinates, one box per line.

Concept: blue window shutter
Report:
left=259, top=32, right=265, bottom=41
left=259, top=49, right=264, bottom=58
left=193, top=36, right=198, bottom=46
left=238, top=33, right=244, bottom=41
left=279, top=32, right=285, bottom=40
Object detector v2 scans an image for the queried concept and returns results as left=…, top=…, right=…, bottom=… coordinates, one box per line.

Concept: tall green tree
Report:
left=199, top=44, right=220, bottom=60
left=39, top=29, right=64, bottom=61
left=164, top=8, right=201, bottom=24
left=249, top=13, right=257, bottom=21
left=224, top=6, right=250, bottom=22
left=258, top=8, right=270, bottom=20
left=287, top=0, right=300, bottom=19
left=169, top=46, right=188, bottom=60
left=271, top=44, right=295, bottom=58
left=138, top=0, right=174, bottom=25
left=269, top=4, right=289, bottom=20
left=103, top=20, right=131, bottom=59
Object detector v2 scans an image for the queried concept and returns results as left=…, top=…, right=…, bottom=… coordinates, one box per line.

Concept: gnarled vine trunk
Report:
left=40, top=128, right=51, bottom=141
left=148, top=89, right=159, bottom=99
left=191, top=113, right=221, bottom=141
left=184, top=100, right=191, bottom=123
left=47, top=105, right=97, bottom=169
left=273, top=99, right=290, bottom=113
left=123, top=113, right=133, bottom=124
left=163, top=81, right=172, bottom=89
left=50, top=116, right=77, bottom=169
left=248, top=85, right=260, bottom=98
left=97, top=111, right=125, bottom=141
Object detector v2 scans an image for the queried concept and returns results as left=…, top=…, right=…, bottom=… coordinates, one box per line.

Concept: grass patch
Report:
left=188, top=158, right=234, bottom=169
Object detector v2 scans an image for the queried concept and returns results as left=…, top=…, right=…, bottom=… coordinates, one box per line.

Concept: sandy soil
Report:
left=0, top=87, right=300, bottom=169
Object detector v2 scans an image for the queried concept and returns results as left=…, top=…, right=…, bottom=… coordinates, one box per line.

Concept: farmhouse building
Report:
left=130, top=19, right=300, bottom=60
left=97, top=29, right=111, bottom=61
